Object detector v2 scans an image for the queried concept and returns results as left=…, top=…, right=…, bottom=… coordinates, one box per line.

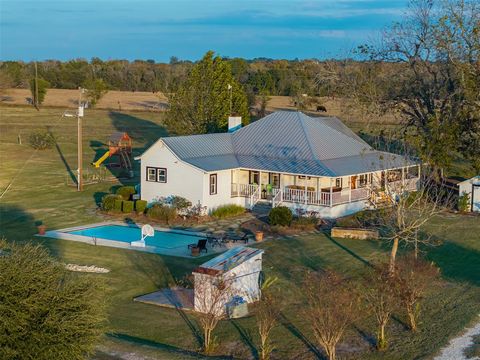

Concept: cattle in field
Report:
left=316, top=105, right=327, bottom=112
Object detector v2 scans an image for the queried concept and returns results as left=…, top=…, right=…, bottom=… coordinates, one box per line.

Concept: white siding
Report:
left=140, top=141, right=205, bottom=205
left=202, top=169, right=243, bottom=211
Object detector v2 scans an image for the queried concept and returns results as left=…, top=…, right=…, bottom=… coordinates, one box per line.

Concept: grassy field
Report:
left=1, top=105, right=479, bottom=359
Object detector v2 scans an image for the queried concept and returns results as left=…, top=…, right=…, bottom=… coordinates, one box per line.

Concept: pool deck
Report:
left=134, top=287, right=194, bottom=311
left=37, top=220, right=254, bottom=258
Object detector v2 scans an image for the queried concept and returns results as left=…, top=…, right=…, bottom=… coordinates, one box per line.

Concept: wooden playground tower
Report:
left=92, top=132, right=133, bottom=176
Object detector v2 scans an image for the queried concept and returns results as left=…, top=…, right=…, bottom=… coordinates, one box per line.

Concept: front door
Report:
left=351, top=175, right=358, bottom=190
left=249, top=171, right=259, bottom=185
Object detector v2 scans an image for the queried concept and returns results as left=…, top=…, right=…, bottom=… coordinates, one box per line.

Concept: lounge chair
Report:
left=231, top=232, right=249, bottom=244
left=188, top=238, right=208, bottom=253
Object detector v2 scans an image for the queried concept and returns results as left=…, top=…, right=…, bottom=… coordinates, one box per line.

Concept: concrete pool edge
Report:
left=35, top=221, right=211, bottom=258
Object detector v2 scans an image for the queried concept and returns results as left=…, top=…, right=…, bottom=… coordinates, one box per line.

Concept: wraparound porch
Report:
left=230, top=167, right=420, bottom=209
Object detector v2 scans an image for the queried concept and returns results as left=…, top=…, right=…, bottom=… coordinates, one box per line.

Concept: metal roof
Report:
left=144, top=111, right=415, bottom=177
left=194, top=246, right=264, bottom=275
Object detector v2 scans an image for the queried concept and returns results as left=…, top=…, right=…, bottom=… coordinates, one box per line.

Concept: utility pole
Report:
left=77, top=87, right=84, bottom=191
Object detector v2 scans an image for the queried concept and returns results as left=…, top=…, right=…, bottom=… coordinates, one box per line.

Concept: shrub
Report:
left=458, top=192, right=470, bottom=212
left=116, top=186, right=136, bottom=200
left=122, top=200, right=134, bottom=213
left=170, top=196, right=192, bottom=212
left=269, top=206, right=293, bottom=226
left=147, top=204, right=177, bottom=224
left=211, top=204, right=245, bottom=219
left=291, top=216, right=317, bottom=230
left=28, top=131, right=56, bottom=150
left=135, top=200, right=147, bottom=213
left=114, top=199, right=123, bottom=212
left=101, top=194, right=122, bottom=211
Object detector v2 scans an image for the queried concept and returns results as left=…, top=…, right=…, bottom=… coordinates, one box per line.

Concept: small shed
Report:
left=192, top=246, right=264, bottom=315
left=458, top=176, right=480, bottom=212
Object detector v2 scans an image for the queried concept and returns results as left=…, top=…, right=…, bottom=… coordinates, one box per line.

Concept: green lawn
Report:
left=1, top=106, right=479, bottom=359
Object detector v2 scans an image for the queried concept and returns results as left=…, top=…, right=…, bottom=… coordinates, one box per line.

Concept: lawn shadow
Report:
left=427, top=240, right=480, bottom=286
left=231, top=319, right=259, bottom=359
left=323, top=231, right=372, bottom=267
left=0, top=204, right=37, bottom=241
left=279, top=312, right=324, bottom=359
left=46, top=126, right=77, bottom=185
left=107, top=333, right=232, bottom=359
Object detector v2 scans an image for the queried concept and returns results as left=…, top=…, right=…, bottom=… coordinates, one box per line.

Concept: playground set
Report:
left=92, top=132, right=133, bottom=177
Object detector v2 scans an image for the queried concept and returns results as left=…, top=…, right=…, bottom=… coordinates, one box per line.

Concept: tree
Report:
left=83, top=78, right=108, bottom=107
left=29, top=77, right=50, bottom=108
left=193, top=272, right=234, bottom=354
left=166, top=51, right=250, bottom=135
left=0, top=240, right=106, bottom=360
left=255, top=277, right=280, bottom=360
left=303, top=270, right=359, bottom=360
left=393, top=255, right=440, bottom=331
left=361, top=263, right=397, bottom=350
left=370, top=0, right=480, bottom=173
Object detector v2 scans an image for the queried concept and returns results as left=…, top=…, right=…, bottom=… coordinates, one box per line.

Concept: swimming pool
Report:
left=39, top=222, right=207, bottom=257
left=69, top=224, right=201, bottom=249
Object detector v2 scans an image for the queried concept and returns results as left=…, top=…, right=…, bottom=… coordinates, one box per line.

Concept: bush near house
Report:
left=101, top=194, right=122, bottom=211
left=114, top=199, right=123, bottom=212
left=122, top=201, right=134, bottom=213
left=116, top=186, right=136, bottom=200
left=458, top=192, right=470, bottom=212
left=211, top=204, right=245, bottom=219
left=269, top=206, right=293, bottom=226
left=147, top=204, right=177, bottom=224
left=170, top=196, right=192, bottom=212
left=135, top=200, right=147, bottom=214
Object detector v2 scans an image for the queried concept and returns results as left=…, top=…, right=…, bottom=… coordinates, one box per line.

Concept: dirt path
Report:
left=434, top=317, right=480, bottom=360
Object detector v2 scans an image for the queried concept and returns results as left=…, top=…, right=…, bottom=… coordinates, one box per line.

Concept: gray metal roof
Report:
left=195, top=246, right=264, bottom=275
left=147, top=111, right=414, bottom=177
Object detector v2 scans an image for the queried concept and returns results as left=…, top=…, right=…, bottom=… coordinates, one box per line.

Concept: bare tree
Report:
left=193, top=272, right=234, bottom=354
left=303, top=270, right=360, bottom=360
left=255, top=278, right=280, bottom=360
left=393, top=254, right=440, bottom=331
left=361, top=263, right=398, bottom=350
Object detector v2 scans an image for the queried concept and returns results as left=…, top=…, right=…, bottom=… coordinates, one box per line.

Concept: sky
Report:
left=0, top=0, right=408, bottom=62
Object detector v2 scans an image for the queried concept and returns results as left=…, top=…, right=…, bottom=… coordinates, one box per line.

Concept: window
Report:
left=157, top=168, right=167, bottom=183
left=210, top=174, right=217, bottom=195
left=147, top=167, right=156, bottom=182
left=146, top=167, right=167, bottom=183
left=249, top=171, right=259, bottom=185
left=335, top=178, right=342, bottom=188
left=359, top=174, right=370, bottom=187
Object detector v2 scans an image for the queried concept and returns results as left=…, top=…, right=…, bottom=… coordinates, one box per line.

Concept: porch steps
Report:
left=251, top=201, right=272, bottom=215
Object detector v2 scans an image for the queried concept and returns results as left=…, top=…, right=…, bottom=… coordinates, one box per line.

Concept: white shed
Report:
left=192, top=246, right=264, bottom=315
left=458, top=176, right=480, bottom=212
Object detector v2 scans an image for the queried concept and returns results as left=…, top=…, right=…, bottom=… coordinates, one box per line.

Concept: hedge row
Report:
left=101, top=194, right=147, bottom=214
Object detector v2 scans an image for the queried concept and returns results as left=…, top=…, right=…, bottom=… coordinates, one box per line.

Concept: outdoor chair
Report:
left=231, top=232, right=249, bottom=244
left=187, top=238, right=208, bottom=253
left=206, top=233, right=225, bottom=248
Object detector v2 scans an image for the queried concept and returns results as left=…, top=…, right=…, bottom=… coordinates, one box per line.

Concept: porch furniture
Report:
left=206, top=232, right=226, bottom=248
left=188, top=239, right=208, bottom=253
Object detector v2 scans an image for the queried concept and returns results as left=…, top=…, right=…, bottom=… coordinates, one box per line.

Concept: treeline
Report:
left=0, top=57, right=365, bottom=97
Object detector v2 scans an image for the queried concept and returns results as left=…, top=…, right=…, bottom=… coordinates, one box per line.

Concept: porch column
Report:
left=402, top=167, right=405, bottom=188
left=304, top=184, right=308, bottom=205
left=330, top=178, right=333, bottom=207
left=348, top=176, right=352, bottom=203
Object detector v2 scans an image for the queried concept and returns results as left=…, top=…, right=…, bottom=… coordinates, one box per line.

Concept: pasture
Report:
left=0, top=105, right=479, bottom=359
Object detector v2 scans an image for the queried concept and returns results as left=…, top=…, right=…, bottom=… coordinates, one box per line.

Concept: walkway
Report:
left=434, top=318, right=480, bottom=360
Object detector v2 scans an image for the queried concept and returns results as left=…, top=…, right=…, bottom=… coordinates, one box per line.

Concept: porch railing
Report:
left=271, top=188, right=283, bottom=207
left=231, top=183, right=258, bottom=197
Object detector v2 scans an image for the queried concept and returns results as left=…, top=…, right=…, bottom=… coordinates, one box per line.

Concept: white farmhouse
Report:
left=136, top=111, right=420, bottom=218
left=192, top=246, right=264, bottom=315
left=458, top=176, right=480, bottom=212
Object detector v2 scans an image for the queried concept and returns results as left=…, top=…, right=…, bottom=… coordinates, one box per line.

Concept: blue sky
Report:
left=0, top=0, right=408, bottom=62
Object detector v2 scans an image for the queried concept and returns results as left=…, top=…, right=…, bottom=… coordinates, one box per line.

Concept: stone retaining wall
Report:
left=331, top=227, right=379, bottom=240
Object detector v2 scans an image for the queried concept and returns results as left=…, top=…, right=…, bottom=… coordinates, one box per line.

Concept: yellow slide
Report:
left=92, top=151, right=110, bottom=168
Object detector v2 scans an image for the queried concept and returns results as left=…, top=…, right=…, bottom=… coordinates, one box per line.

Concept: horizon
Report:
left=0, top=0, right=408, bottom=62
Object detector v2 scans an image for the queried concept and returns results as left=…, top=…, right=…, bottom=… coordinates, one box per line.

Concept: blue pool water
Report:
left=68, top=225, right=203, bottom=249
